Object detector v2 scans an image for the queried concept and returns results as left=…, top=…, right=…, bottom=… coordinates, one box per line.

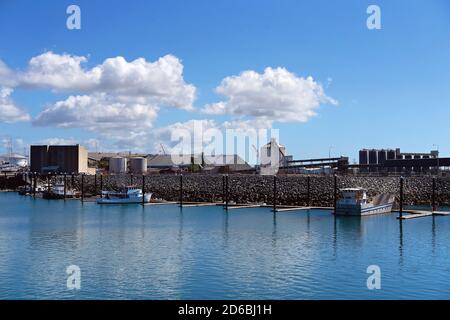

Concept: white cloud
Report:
left=39, top=137, right=79, bottom=146
left=38, top=137, right=100, bottom=151
left=33, top=93, right=158, bottom=133
left=114, top=119, right=271, bottom=153
left=13, top=51, right=195, bottom=110
left=201, top=101, right=227, bottom=115
left=0, top=87, right=31, bottom=123
left=8, top=52, right=198, bottom=142
left=201, top=67, right=337, bottom=122
left=0, top=60, right=15, bottom=87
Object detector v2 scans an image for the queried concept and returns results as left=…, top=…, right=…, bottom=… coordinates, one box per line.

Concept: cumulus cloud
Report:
left=33, top=93, right=158, bottom=133
left=0, top=87, right=31, bottom=123
left=1, top=52, right=198, bottom=141
left=12, top=51, right=196, bottom=110
left=201, top=67, right=337, bottom=122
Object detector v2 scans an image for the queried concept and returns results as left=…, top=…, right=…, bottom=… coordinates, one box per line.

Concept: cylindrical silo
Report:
left=109, top=157, right=127, bottom=174
left=129, top=157, right=147, bottom=174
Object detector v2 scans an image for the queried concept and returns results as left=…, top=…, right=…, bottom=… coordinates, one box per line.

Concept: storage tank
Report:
left=129, top=157, right=147, bottom=174
left=109, top=157, right=127, bottom=174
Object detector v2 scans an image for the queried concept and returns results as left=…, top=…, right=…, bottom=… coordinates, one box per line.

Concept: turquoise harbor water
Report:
left=1, top=192, right=450, bottom=300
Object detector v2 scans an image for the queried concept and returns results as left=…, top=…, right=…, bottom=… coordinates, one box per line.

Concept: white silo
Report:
left=129, top=157, right=147, bottom=174
left=109, top=157, right=127, bottom=174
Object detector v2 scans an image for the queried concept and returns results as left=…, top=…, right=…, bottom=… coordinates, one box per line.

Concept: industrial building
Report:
left=146, top=154, right=252, bottom=173
left=259, top=138, right=295, bottom=175
left=358, top=148, right=440, bottom=173
left=283, top=156, right=349, bottom=174
left=30, top=144, right=95, bottom=174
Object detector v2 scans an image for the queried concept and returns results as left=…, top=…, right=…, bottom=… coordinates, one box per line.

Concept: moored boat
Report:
left=18, top=184, right=48, bottom=195
left=335, top=188, right=395, bottom=216
left=97, top=186, right=152, bottom=204
left=42, top=183, right=75, bottom=199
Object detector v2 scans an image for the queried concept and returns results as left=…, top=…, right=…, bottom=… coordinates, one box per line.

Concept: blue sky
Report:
left=1, top=0, right=450, bottom=162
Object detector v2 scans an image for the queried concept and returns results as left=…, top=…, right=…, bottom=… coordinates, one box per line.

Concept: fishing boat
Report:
left=335, top=188, right=395, bottom=216
left=42, top=183, right=75, bottom=199
left=18, top=184, right=48, bottom=195
left=97, top=186, right=152, bottom=204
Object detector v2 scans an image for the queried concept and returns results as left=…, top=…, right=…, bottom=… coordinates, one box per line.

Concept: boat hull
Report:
left=335, top=202, right=394, bottom=216
left=97, top=193, right=152, bottom=204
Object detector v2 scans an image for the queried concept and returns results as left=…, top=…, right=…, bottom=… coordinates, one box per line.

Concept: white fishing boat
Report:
left=97, top=186, right=152, bottom=204
left=18, top=184, right=49, bottom=195
left=335, top=188, right=395, bottom=216
left=43, top=183, right=75, bottom=199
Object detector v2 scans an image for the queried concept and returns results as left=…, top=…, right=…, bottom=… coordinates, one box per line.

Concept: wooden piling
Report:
left=399, top=176, right=404, bottom=218
left=225, top=174, right=229, bottom=211
left=273, top=175, right=277, bottom=212
left=307, top=175, right=311, bottom=206
left=33, top=173, right=37, bottom=198
left=63, top=173, right=67, bottom=199
left=432, top=177, right=436, bottom=212
left=100, top=174, right=103, bottom=198
left=47, top=174, right=50, bottom=194
left=333, top=174, right=337, bottom=214
left=222, top=175, right=225, bottom=203
left=81, top=174, right=84, bottom=202
left=94, top=174, right=97, bottom=196
left=179, top=174, right=183, bottom=207
left=142, top=175, right=145, bottom=206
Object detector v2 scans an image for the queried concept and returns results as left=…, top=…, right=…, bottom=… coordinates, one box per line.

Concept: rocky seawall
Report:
left=38, top=174, right=450, bottom=207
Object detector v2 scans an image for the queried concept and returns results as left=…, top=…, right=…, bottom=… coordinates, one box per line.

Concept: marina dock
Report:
left=396, top=210, right=450, bottom=220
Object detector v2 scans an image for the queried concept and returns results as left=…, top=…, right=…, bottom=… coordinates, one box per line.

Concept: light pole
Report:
left=329, top=146, right=334, bottom=159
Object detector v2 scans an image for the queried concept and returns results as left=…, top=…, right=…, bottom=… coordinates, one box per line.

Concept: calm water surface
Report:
left=1, top=192, right=450, bottom=299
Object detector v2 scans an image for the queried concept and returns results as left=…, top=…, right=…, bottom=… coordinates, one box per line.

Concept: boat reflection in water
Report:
left=97, top=186, right=152, bottom=204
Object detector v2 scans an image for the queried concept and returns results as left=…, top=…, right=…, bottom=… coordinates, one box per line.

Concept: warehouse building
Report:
left=358, top=148, right=439, bottom=173
left=30, top=144, right=95, bottom=174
